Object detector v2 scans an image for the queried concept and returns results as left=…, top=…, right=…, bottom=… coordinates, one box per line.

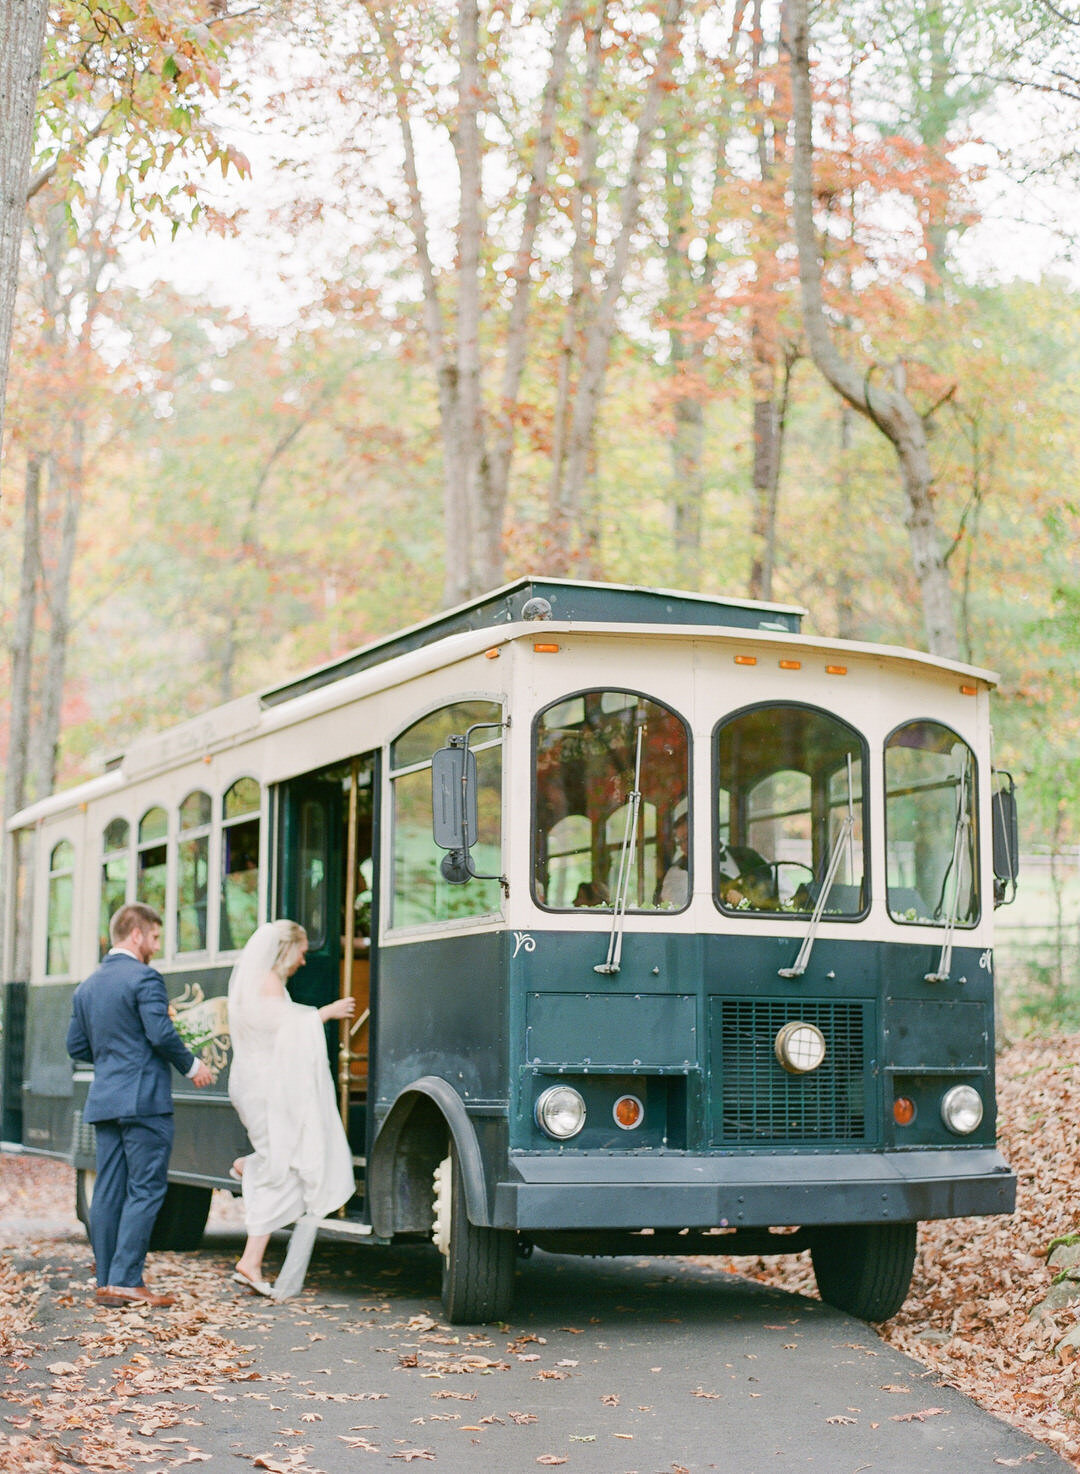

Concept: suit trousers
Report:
left=91, top=1113, right=174, bottom=1288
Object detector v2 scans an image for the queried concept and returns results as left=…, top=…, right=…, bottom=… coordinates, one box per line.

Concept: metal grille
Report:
left=715, top=998, right=868, bottom=1144
left=72, top=1110, right=96, bottom=1159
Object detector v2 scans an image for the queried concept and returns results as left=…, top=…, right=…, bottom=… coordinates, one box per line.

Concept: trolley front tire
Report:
left=433, top=1148, right=515, bottom=1324
left=810, top=1221, right=917, bottom=1322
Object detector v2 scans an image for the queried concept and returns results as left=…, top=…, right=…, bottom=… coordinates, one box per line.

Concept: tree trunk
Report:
left=373, top=5, right=468, bottom=604
left=559, top=0, right=686, bottom=566
left=834, top=402, right=856, bottom=638
left=663, top=121, right=703, bottom=588
left=31, top=434, right=82, bottom=800
left=0, top=452, right=41, bottom=975
left=748, top=352, right=793, bottom=603
left=787, top=0, right=959, bottom=659
left=484, top=0, right=575, bottom=579
left=548, top=3, right=604, bottom=568
left=0, top=0, right=48, bottom=473
left=455, top=0, right=489, bottom=598
left=4, top=453, right=41, bottom=824
left=671, top=384, right=704, bottom=583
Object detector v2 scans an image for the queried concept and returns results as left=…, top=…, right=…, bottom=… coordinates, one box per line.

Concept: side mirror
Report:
left=430, top=722, right=508, bottom=894
left=991, top=772, right=1019, bottom=906
left=432, top=741, right=478, bottom=855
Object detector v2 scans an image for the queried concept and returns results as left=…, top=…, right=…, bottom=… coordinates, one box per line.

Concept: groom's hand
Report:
left=191, top=1061, right=214, bottom=1087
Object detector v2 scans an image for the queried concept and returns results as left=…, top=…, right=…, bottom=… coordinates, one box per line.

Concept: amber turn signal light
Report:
left=613, top=1095, right=644, bottom=1130
left=893, top=1096, right=917, bottom=1127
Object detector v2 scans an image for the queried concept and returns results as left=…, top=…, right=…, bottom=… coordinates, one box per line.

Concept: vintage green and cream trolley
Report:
left=1, top=578, right=1019, bottom=1322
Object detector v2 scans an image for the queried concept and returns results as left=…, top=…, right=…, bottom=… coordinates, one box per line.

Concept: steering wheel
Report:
left=765, top=860, right=816, bottom=905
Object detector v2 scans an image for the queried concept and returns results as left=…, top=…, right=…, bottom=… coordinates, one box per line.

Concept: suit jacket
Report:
left=66, top=951, right=196, bottom=1123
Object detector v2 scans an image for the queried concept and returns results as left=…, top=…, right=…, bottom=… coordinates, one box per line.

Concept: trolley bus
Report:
left=1, top=578, right=1018, bottom=1322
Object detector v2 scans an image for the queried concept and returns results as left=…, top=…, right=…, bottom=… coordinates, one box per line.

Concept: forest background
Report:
left=2, top=0, right=1080, bottom=1027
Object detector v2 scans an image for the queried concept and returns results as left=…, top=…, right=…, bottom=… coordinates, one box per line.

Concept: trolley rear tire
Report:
left=148, top=1184, right=213, bottom=1252
left=433, top=1147, right=515, bottom=1324
left=75, top=1167, right=94, bottom=1230
left=77, top=1170, right=211, bottom=1252
left=810, top=1221, right=917, bottom=1322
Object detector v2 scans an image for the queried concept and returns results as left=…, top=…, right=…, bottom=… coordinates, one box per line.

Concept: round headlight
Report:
left=535, top=1085, right=586, bottom=1139
left=941, top=1084, right=983, bottom=1135
left=774, top=1021, right=827, bottom=1074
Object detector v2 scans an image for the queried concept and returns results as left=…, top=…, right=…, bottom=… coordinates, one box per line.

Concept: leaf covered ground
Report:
left=708, top=1034, right=1080, bottom=1465
left=2, top=1035, right=1079, bottom=1469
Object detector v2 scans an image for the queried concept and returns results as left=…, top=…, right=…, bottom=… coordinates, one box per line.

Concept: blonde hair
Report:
left=270, top=919, right=307, bottom=976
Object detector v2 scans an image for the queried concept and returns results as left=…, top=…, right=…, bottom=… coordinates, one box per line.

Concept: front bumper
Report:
left=494, top=1147, right=1015, bottom=1230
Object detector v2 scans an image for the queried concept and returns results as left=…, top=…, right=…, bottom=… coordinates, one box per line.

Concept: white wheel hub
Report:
left=432, top=1154, right=452, bottom=1259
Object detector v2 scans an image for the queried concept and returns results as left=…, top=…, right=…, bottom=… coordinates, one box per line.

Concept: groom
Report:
left=67, top=902, right=214, bottom=1307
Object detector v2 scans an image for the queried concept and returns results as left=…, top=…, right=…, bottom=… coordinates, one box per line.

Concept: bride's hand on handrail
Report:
left=318, top=996, right=356, bottom=1023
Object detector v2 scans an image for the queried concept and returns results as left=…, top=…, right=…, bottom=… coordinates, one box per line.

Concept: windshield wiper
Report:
left=595, top=709, right=647, bottom=975
left=924, top=761, right=971, bottom=983
left=779, top=754, right=857, bottom=980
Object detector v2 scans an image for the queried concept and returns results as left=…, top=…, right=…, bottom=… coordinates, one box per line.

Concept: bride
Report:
left=227, top=919, right=355, bottom=1297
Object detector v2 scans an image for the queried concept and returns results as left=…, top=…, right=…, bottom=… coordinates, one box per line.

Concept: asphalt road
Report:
left=4, top=1217, right=1071, bottom=1474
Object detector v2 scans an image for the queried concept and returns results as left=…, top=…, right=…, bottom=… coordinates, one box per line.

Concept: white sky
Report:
left=117, top=36, right=1080, bottom=333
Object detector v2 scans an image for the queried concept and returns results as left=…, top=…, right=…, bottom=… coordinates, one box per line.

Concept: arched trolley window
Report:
left=46, top=839, right=75, bottom=976
left=177, top=791, right=211, bottom=953
left=221, top=778, right=261, bottom=951
left=885, top=720, right=978, bottom=926
left=533, top=690, right=690, bottom=911
left=136, top=808, right=168, bottom=932
left=390, top=700, right=504, bottom=928
left=100, top=818, right=130, bottom=958
left=713, top=703, right=867, bottom=917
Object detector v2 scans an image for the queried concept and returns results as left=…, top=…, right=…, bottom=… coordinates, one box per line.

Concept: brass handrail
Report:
left=338, top=757, right=360, bottom=1132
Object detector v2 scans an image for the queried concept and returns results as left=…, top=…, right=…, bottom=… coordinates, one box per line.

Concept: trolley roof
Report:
left=8, top=580, right=999, bottom=831
left=259, top=577, right=806, bottom=708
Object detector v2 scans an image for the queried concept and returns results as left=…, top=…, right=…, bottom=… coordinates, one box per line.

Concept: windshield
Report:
left=714, top=704, right=866, bottom=916
left=533, top=690, right=690, bottom=911
left=885, top=720, right=978, bottom=926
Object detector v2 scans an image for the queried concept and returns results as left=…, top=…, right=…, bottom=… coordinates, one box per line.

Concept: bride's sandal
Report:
left=232, top=1266, right=273, bottom=1297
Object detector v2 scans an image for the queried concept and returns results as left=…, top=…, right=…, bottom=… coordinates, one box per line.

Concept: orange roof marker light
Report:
left=779, top=659, right=802, bottom=671
left=484, top=647, right=501, bottom=660
left=533, top=643, right=560, bottom=654
left=960, top=684, right=977, bottom=696
left=825, top=664, right=847, bottom=676
left=734, top=655, right=757, bottom=667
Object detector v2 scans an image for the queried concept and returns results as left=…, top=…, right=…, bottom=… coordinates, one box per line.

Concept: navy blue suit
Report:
left=67, top=951, right=196, bottom=1288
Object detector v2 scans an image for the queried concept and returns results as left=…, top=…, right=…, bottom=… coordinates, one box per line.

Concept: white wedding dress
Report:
left=227, top=923, right=355, bottom=1294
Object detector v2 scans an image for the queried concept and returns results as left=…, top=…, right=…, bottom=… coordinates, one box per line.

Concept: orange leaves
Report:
left=734, top=1034, right=1080, bottom=1468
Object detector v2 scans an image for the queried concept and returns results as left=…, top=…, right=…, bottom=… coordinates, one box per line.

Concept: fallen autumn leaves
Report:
left=722, top=1034, right=1080, bottom=1467
left=3, top=1034, right=1080, bottom=1469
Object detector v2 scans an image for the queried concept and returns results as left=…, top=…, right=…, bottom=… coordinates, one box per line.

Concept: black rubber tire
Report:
left=148, top=1183, right=213, bottom=1252
left=76, top=1171, right=210, bottom=1252
left=810, top=1221, right=917, bottom=1322
left=75, top=1167, right=94, bottom=1232
left=438, top=1148, right=515, bottom=1325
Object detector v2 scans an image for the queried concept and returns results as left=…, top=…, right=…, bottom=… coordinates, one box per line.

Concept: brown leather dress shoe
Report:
left=96, top=1285, right=176, bottom=1308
